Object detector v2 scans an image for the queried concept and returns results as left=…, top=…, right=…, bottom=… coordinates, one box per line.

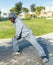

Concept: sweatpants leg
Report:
left=25, top=34, right=46, bottom=57
left=12, top=38, right=23, bottom=52
left=12, top=38, right=20, bottom=52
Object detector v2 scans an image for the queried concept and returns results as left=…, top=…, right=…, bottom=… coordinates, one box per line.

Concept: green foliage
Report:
left=0, top=10, right=1, bottom=17
left=0, top=17, right=8, bottom=21
left=10, top=1, right=22, bottom=15
left=10, top=7, right=16, bottom=13
left=35, top=11, right=40, bottom=16
left=15, top=1, right=22, bottom=15
left=25, top=13, right=31, bottom=19
left=3, top=13, right=7, bottom=15
left=35, top=6, right=45, bottom=16
left=22, top=7, right=29, bottom=13
left=30, top=4, right=36, bottom=12
left=35, top=6, right=45, bottom=12
left=0, top=11, right=1, bottom=14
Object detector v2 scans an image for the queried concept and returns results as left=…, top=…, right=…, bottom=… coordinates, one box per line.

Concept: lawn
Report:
left=0, top=18, right=53, bottom=38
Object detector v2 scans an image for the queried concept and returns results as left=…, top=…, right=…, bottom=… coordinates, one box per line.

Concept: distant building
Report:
left=38, top=7, right=53, bottom=17
left=18, top=12, right=36, bottom=19
left=18, top=13, right=25, bottom=19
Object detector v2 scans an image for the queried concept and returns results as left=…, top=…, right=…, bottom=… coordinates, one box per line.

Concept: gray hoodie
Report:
left=14, top=17, right=33, bottom=39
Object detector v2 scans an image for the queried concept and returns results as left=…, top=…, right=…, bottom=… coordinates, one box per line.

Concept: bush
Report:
left=25, top=13, right=31, bottom=19
left=0, top=17, right=9, bottom=21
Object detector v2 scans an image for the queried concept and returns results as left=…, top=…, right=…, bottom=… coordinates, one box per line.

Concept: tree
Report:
left=30, top=4, right=36, bottom=12
left=10, top=7, right=16, bottom=13
left=22, top=7, right=29, bottom=13
left=22, top=7, right=31, bottom=19
left=0, top=11, right=1, bottom=17
left=35, top=6, right=45, bottom=15
left=15, top=1, right=22, bottom=15
left=30, top=4, right=36, bottom=18
left=3, top=13, right=7, bottom=17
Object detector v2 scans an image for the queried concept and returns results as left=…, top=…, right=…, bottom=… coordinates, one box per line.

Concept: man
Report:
left=9, top=12, right=49, bottom=63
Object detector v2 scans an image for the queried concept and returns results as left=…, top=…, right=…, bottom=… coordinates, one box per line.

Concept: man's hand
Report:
left=11, top=36, right=16, bottom=43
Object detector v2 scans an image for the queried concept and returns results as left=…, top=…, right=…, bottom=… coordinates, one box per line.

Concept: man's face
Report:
left=9, top=17, right=15, bottom=23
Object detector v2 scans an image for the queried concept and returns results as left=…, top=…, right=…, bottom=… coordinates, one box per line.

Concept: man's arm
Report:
left=15, top=19, right=23, bottom=40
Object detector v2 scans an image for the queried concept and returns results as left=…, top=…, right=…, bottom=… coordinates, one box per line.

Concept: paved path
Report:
left=0, top=33, right=53, bottom=65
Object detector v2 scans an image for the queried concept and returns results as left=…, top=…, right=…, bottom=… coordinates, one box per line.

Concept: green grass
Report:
left=0, top=18, right=53, bottom=38
left=23, top=18, right=53, bottom=36
left=0, top=20, right=15, bottom=38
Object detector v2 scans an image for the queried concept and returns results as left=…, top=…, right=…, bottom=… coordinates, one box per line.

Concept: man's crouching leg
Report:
left=12, top=38, right=21, bottom=55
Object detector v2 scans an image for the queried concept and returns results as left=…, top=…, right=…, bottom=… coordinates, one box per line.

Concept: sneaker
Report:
left=42, top=58, right=49, bottom=63
left=12, top=51, right=21, bottom=55
left=41, top=56, right=49, bottom=63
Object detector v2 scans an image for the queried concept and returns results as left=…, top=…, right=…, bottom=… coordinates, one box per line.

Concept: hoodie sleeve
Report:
left=15, top=18, right=23, bottom=40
